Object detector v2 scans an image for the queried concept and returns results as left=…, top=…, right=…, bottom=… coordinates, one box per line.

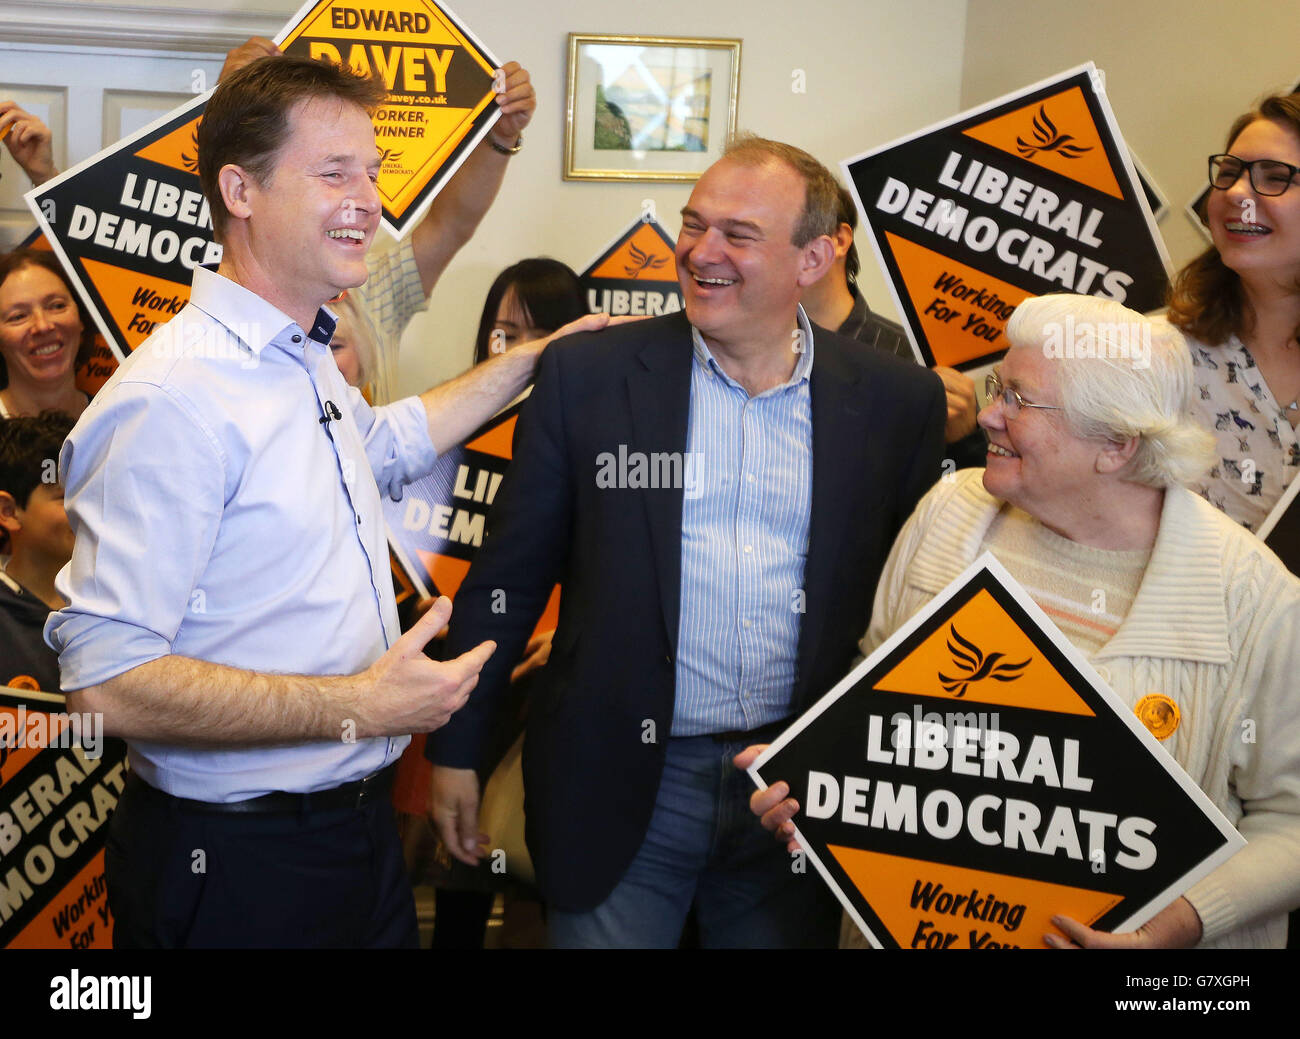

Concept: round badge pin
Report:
left=1135, top=693, right=1179, bottom=740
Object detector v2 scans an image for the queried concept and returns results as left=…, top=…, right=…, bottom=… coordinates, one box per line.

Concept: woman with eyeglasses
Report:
left=1167, top=93, right=1300, bottom=532
left=740, top=293, right=1300, bottom=949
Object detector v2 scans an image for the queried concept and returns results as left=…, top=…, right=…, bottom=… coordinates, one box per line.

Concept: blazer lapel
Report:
left=626, top=316, right=693, bottom=653
left=796, top=336, right=864, bottom=703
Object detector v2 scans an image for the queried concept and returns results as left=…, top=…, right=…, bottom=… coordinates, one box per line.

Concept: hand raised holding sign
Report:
left=490, top=61, right=535, bottom=146
left=219, top=36, right=282, bottom=81
left=0, top=101, right=56, bottom=186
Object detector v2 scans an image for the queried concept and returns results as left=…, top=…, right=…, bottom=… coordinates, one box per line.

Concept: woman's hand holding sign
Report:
left=733, top=744, right=803, bottom=855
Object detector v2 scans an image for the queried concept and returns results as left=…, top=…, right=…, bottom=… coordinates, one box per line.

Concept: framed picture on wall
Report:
left=564, top=33, right=741, bottom=182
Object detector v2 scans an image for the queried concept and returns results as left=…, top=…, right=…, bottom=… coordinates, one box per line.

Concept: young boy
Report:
left=0, top=411, right=74, bottom=691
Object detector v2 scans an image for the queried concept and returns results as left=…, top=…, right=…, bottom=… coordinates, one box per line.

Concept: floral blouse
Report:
left=1189, top=335, right=1300, bottom=532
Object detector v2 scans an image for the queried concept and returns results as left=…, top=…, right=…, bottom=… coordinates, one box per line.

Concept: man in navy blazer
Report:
left=428, top=136, right=946, bottom=947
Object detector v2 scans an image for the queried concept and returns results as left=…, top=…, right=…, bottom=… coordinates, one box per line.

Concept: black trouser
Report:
left=106, top=774, right=418, bottom=949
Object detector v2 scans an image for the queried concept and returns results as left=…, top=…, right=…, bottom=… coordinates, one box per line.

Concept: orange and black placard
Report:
left=0, top=687, right=129, bottom=949
left=382, top=395, right=559, bottom=631
left=750, top=554, right=1242, bottom=949
left=579, top=213, right=683, bottom=318
left=27, top=93, right=216, bottom=362
left=841, top=63, right=1170, bottom=372
left=277, top=0, right=502, bottom=239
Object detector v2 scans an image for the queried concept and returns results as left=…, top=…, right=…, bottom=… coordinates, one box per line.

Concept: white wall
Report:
left=3, top=0, right=968, bottom=392
left=390, top=0, right=969, bottom=391
left=961, top=0, right=1300, bottom=281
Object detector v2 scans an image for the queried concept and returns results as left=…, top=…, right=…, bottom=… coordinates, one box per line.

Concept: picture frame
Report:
left=564, top=33, right=741, bottom=182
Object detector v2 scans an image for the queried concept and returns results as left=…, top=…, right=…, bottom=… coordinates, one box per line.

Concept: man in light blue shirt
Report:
left=45, top=55, right=602, bottom=948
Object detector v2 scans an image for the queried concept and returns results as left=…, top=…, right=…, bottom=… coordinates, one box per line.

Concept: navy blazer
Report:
left=429, top=311, right=946, bottom=911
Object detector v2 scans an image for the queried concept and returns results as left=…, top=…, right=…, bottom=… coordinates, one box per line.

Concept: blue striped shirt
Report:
left=672, top=310, right=814, bottom=736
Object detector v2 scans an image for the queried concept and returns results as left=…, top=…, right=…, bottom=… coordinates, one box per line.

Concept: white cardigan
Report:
left=861, top=469, right=1300, bottom=948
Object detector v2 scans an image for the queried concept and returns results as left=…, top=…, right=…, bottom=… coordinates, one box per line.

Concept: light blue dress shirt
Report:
left=672, top=309, right=814, bottom=736
left=45, top=266, right=438, bottom=801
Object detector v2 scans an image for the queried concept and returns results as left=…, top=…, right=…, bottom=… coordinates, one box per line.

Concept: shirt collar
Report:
left=838, top=289, right=869, bottom=337
left=186, top=265, right=338, bottom=358
left=689, top=305, right=816, bottom=392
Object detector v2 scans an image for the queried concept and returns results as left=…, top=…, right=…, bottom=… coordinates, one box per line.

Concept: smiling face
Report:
left=978, top=345, right=1106, bottom=522
left=0, top=263, right=84, bottom=391
left=236, top=95, right=381, bottom=327
left=676, top=156, right=819, bottom=355
left=1207, top=118, right=1300, bottom=290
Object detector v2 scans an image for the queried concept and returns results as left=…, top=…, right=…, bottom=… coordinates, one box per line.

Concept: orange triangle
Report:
left=389, top=550, right=417, bottom=606
left=413, top=552, right=560, bottom=633
left=873, top=587, right=1094, bottom=716
left=961, top=86, right=1123, bottom=200
left=590, top=223, right=678, bottom=282
left=828, top=845, right=1121, bottom=948
left=80, top=257, right=193, bottom=352
left=884, top=232, right=1032, bottom=367
left=290, top=0, right=480, bottom=47
left=464, top=413, right=516, bottom=458
left=6, top=853, right=115, bottom=949
left=134, top=114, right=203, bottom=176
left=0, top=705, right=60, bottom=778
left=281, top=0, right=498, bottom=219
left=377, top=97, right=495, bottom=212
left=419, top=551, right=470, bottom=599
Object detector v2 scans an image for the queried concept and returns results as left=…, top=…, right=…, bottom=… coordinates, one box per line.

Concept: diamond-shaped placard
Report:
left=841, top=63, right=1170, bottom=372
left=278, top=0, right=501, bottom=239
left=26, top=92, right=219, bottom=361
left=579, top=213, right=683, bottom=317
left=750, top=553, right=1243, bottom=949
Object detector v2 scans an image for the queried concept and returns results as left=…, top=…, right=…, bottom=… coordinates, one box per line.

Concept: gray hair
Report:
left=1005, top=294, right=1214, bottom=488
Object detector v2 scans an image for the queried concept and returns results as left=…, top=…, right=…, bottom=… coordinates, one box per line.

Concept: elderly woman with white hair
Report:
left=742, top=292, right=1300, bottom=949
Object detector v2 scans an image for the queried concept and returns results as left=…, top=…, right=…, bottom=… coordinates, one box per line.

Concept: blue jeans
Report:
left=547, top=735, right=840, bottom=948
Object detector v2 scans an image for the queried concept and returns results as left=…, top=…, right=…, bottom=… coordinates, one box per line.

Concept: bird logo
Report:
left=624, top=241, right=669, bottom=279
left=1015, top=105, right=1092, bottom=160
left=181, top=127, right=200, bottom=173
left=379, top=147, right=405, bottom=165
left=937, top=625, right=1030, bottom=698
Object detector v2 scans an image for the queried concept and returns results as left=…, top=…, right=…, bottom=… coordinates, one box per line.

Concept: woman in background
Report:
left=472, top=258, right=587, bottom=365
left=407, top=258, right=586, bottom=948
left=745, top=295, right=1300, bottom=949
left=0, top=249, right=92, bottom=419
left=327, top=292, right=383, bottom=402
left=1167, top=92, right=1300, bottom=532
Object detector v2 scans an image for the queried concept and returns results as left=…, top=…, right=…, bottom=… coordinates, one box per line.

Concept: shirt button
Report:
left=743, top=544, right=753, bottom=553
left=743, top=619, right=753, bottom=629
left=291, top=334, right=302, bottom=343
left=746, top=473, right=754, bottom=483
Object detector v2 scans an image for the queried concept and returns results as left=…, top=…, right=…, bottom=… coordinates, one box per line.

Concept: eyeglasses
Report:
left=985, top=370, right=1062, bottom=418
left=1207, top=153, right=1300, bottom=197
